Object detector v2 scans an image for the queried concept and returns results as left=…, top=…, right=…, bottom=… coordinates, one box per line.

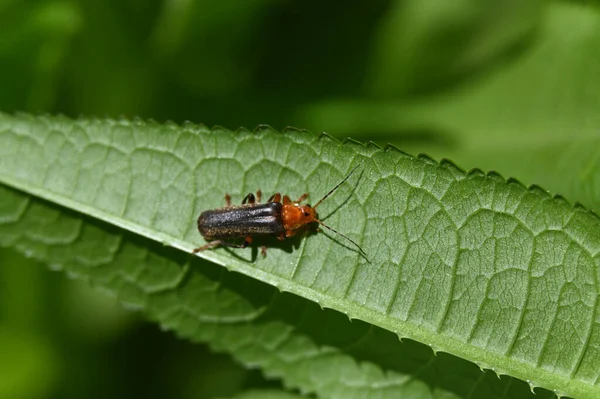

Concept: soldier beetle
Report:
left=193, top=165, right=366, bottom=258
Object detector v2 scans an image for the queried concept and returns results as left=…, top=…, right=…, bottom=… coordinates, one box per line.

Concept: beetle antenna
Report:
left=316, top=219, right=369, bottom=260
left=313, top=165, right=360, bottom=209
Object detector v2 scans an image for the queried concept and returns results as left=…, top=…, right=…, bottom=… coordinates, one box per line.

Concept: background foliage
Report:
left=1, top=0, right=599, bottom=398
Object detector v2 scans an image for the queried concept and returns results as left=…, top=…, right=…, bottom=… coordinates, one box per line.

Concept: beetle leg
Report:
left=294, top=193, right=308, bottom=203
left=224, top=194, right=232, bottom=207
left=277, top=232, right=286, bottom=240
left=267, top=193, right=281, bottom=203
left=282, top=195, right=292, bottom=205
left=193, top=236, right=253, bottom=253
left=242, top=193, right=256, bottom=204
left=256, top=189, right=262, bottom=203
left=193, top=240, right=223, bottom=253
left=260, top=245, right=267, bottom=257
left=220, top=235, right=253, bottom=249
left=285, top=229, right=298, bottom=238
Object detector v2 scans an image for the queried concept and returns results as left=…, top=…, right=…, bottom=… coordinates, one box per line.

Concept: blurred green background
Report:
left=1, top=0, right=598, bottom=397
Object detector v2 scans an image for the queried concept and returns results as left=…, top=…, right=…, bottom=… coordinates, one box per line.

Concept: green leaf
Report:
left=0, top=112, right=599, bottom=398
left=413, top=1, right=600, bottom=215
left=296, top=2, right=600, bottom=217
left=0, top=185, right=551, bottom=399
left=0, top=325, right=59, bottom=399
left=364, top=0, right=543, bottom=97
left=0, top=1, right=81, bottom=111
left=150, top=0, right=273, bottom=95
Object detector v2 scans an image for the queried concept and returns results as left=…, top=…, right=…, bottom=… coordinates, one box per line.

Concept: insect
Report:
left=193, top=165, right=366, bottom=258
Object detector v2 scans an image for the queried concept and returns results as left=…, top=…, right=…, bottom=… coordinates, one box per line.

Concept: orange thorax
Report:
left=281, top=204, right=317, bottom=234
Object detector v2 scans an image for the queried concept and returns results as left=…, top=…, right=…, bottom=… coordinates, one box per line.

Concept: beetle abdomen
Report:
left=198, top=202, right=284, bottom=239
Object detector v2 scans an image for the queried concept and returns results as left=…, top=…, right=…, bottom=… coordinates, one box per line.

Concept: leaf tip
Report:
left=271, top=282, right=287, bottom=293
left=163, top=119, right=180, bottom=129
left=313, top=298, right=325, bottom=311
left=416, top=153, right=439, bottom=166
left=466, top=167, right=486, bottom=178
left=367, top=141, right=382, bottom=150
left=474, top=360, right=493, bottom=373
left=342, top=136, right=366, bottom=148
left=428, top=343, right=441, bottom=356
left=382, top=142, right=404, bottom=153
left=439, top=158, right=466, bottom=174
left=211, top=125, right=233, bottom=136
left=528, top=184, right=551, bottom=198
left=234, top=126, right=252, bottom=135
left=485, top=170, right=506, bottom=183
left=489, top=367, right=501, bottom=379
left=253, top=124, right=277, bottom=134
left=343, top=311, right=355, bottom=322
left=317, top=131, right=342, bottom=144
left=280, top=125, right=299, bottom=133
left=552, top=389, right=568, bottom=399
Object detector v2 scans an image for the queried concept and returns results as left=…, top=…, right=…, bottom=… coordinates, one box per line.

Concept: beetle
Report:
left=193, top=165, right=366, bottom=258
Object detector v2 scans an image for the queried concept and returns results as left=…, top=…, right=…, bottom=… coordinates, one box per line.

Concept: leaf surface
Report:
left=0, top=112, right=599, bottom=398
left=0, top=185, right=555, bottom=399
left=297, top=2, right=600, bottom=216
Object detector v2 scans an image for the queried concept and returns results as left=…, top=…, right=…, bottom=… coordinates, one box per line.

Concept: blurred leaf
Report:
left=414, top=1, right=600, bottom=215
left=419, top=1, right=600, bottom=141
left=0, top=1, right=81, bottom=111
left=150, top=0, right=273, bottom=95
left=365, top=0, right=542, bottom=98
left=253, top=1, right=389, bottom=98
left=60, top=278, right=135, bottom=341
left=0, top=249, right=60, bottom=398
left=179, top=346, right=252, bottom=399
left=297, top=2, right=600, bottom=216
left=0, top=113, right=599, bottom=398
left=0, top=326, right=59, bottom=399
left=60, top=1, right=157, bottom=116
left=144, top=1, right=392, bottom=129
left=0, top=248, right=45, bottom=328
